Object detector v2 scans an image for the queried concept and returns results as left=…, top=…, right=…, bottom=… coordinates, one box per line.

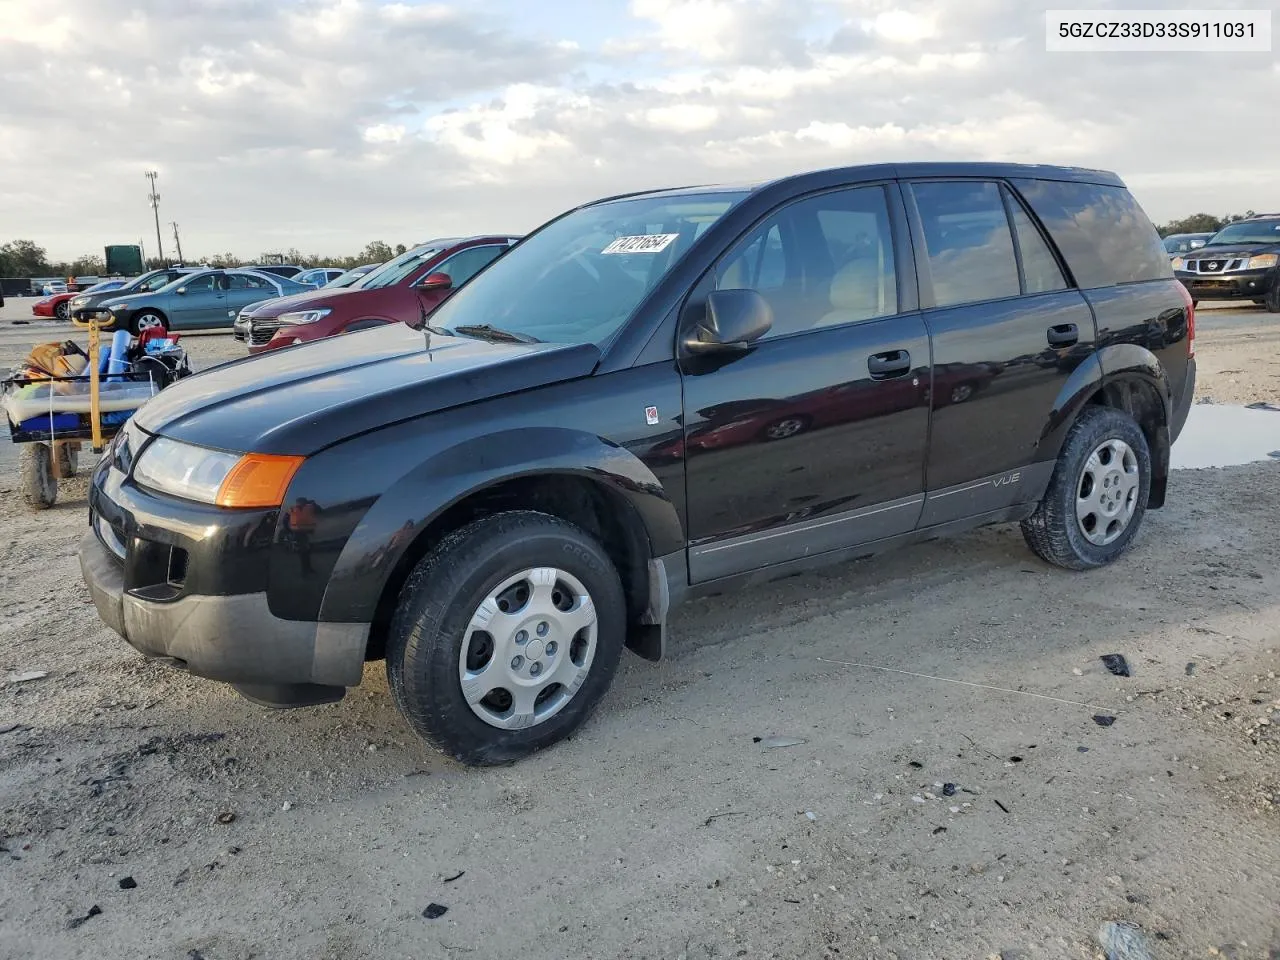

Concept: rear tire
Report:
left=54, top=300, right=70, bottom=320
left=20, top=443, right=58, bottom=509
left=387, top=511, right=626, bottom=765
left=1021, top=406, right=1151, bottom=570
left=129, top=311, right=167, bottom=335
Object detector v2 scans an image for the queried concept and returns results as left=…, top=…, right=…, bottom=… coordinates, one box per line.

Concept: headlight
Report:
left=110, top=303, right=130, bottom=313
left=72, top=297, right=88, bottom=306
left=133, top=437, right=304, bottom=508
left=276, top=308, right=331, bottom=325
left=1170, top=256, right=1185, bottom=270
left=1246, top=254, right=1278, bottom=269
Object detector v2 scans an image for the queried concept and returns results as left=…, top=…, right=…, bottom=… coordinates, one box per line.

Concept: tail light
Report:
left=1176, top=282, right=1195, bottom=358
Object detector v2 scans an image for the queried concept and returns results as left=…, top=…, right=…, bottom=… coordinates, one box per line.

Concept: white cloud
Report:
left=0, top=0, right=1275, bottom=260
left=641, top=103, right=721, bottom=132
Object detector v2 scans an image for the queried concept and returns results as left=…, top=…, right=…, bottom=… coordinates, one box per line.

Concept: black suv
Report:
left=80, top=163, right=1195, bottom=764
left=69, top=267, right=201, bottom=321
left=1173, top=214, right=1280, bottom=311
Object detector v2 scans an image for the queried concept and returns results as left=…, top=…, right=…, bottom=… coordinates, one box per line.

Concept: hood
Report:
left=1185, top=242, right=1277, bottom=259
left=242, top=286, right=360, bottom=318
left=99, top=290, right=156, bottom=310
left=133, top=323, right=601, bottom=455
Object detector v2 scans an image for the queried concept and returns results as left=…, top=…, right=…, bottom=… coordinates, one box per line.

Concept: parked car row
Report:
left=234, top=238, right=518, bottom=352
left=60, top=263, right=367, bottom=332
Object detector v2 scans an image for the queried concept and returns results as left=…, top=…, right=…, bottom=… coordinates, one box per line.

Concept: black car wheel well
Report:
left=1084, top=376, right=1168, bottom=508
left=364, top=473, right=652, bottom=662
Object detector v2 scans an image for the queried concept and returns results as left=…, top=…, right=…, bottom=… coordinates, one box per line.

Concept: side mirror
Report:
left=683, top=289, right=773, bottom=356
left=175, top=286, right=186, bottom=295
left=419, top=272, right=452, bottom=290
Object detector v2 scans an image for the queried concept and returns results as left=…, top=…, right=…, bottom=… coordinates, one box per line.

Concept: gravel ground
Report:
left=0, top=299, right=1277, bottom=960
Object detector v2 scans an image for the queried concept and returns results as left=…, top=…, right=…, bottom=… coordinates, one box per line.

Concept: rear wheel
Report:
left=1021, top=406, right=1150, bottom=570
left=54, top=300, right=70, bottom=320
left=54, top=444, right=78, bottom=479
left=20, top=443, right=58, bottom=509
left=387, top=511, right=626, bottom=765
left=129, top=311, right=167, bottom=335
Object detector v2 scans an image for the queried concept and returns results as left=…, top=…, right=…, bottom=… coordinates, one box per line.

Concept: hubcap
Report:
left=766, top=418, right=805, bottom=440
left=1076, top=438, right=1140, bottom=546
left=136, top=314, right=163, bottom=332
left=458, top=567, right=598, bottom=730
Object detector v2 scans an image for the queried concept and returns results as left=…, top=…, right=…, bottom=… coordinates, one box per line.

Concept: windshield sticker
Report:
left=602, top=234, right=679, bottom=255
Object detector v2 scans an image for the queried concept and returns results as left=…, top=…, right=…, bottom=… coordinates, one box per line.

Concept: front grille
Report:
left=1185, top=257, right=1247, bottom=274
left=249, top=319, right=282, bottom=346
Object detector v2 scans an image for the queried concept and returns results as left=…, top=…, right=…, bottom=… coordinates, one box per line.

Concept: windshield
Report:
left=327, top=264, right=377, bottom=288
left=430, top=191, right=748, bottom=345
left=83, top=280, right=123, bottom=293
left=359, top=247, right=442, bottom=289
left=1205, top=220, right=1280, bottom=246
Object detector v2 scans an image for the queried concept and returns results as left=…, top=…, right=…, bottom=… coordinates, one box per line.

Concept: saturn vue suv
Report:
left=81, top=162, right=1194, bottom=765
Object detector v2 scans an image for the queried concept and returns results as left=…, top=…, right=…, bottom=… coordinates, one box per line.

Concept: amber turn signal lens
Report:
left=215, top=454, right=305, bottom=509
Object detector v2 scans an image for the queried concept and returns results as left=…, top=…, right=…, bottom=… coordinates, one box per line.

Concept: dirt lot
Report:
left=0, top=301, right=1277, bottom=960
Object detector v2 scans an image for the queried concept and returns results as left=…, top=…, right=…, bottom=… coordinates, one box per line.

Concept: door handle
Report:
left=1047, top=323, right=1079, bottom=347
left=868, top=350, right=911, bottom=379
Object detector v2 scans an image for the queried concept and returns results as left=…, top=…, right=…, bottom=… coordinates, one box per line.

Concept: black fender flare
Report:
left=317, top=427, right=684, bottom=624
left=1039, top=343, right=1172, bottom=506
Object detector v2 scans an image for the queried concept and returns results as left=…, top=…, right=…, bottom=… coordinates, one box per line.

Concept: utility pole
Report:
left=171, top=222, right=185, bottom=264
left=145, top=170, right=165, bottom=264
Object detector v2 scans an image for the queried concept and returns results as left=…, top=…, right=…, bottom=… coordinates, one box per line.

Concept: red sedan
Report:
left=31, top=279, right=127, bottom=320
left=235, top=235, right=520, bottom=353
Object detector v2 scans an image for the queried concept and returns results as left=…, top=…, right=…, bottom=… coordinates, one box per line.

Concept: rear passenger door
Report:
left=904, top=179, right=1096, bottom=525
left=680, top=183, right=932, bottom=582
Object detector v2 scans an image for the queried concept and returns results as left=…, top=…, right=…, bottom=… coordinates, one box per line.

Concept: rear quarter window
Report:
left=1011, top=179, right=1171, bottom=288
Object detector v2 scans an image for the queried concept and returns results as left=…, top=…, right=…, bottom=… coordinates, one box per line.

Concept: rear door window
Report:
left=910, top=181, right=1020, bottom=307
left=1010, top=179, right=1170, bottom=287
left=1002, top=188, right=1069, bottom=294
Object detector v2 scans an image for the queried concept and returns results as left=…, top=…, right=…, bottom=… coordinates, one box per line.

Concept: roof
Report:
left=589, top=161, right=1125, bottom=208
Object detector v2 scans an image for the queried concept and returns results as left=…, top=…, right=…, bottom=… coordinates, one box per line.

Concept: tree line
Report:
left=0, top=240, right=411, bottom=278
left=1155, top=211, right=1258, bottom=237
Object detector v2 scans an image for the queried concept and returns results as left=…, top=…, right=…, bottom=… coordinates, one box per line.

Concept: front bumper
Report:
left=1176, top=270, right=1274, bottom=301
left=79, top=458, right=368, bottom=695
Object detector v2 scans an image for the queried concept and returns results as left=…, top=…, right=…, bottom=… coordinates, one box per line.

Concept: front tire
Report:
left=1265, top=285, right=1280, bottom=313
left=129, top=311, right=167, bottom=335
left=387, top=511, right=626, bottom=765
left=1021, top=406, right=1151, bottom=570
left=20, top=443, right=58, bottom=509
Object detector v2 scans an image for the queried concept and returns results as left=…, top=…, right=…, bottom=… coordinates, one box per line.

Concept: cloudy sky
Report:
left=1, top=0, right=1275, bottom=262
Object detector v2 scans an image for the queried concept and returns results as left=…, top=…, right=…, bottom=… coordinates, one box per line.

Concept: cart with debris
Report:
left=2, top=326, right=191, bottom=508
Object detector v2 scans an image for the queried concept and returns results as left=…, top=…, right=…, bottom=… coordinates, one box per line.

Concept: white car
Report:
left=42, top=281, right=68, bottom=296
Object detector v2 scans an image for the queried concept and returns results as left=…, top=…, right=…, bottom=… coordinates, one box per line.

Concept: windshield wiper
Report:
left=451, top=324, right=541, bottom=344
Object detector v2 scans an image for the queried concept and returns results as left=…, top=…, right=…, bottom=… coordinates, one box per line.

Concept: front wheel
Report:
left=387, top=511, right=626, bottom=765
left=20, top=443, right=58, bottom=509
left=129, top=311, right=167, bottom=335
left=1265, top=285, right=1280, bottom=313
left=1021, top=406, right=1151, bottom=570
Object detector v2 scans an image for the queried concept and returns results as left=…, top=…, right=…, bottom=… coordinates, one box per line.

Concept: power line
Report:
left=145, top=170, right=165, bottom=264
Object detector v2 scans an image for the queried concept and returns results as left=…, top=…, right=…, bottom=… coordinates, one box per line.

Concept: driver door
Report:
left=679, top=183, right=931, bottom=582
